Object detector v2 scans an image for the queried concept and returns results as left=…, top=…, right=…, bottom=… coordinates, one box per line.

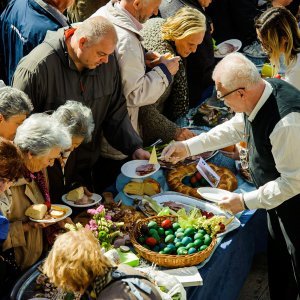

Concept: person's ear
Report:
left=78, top=37, right=87, bottom=50
left=27, top=151, right=34, bottom=160
left=0, top=114, right=4, bottom=123
left=133, top=0, right=142, bottom=11
left=238, top=89, right=245, bottom=99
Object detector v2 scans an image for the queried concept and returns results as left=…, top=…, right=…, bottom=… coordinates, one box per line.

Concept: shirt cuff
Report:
left=185, top=135, right=206, bottom=156
left=243, top=189, right=259, bottom=210
left=156, top=63, right=172, bottom=85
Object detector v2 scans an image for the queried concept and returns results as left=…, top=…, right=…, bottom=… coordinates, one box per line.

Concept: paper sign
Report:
left=196, top=157, right=220, bottom=187
left=148, top=145, right=158, bottom=164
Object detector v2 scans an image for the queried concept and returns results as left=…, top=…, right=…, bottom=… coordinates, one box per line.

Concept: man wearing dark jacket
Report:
left=12, top=16, right=149, bottom=190
left=0, top=0, right=72, bottom=85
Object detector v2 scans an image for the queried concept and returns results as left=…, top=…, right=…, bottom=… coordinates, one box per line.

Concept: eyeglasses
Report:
left=217, top=87, right=245, bottom=101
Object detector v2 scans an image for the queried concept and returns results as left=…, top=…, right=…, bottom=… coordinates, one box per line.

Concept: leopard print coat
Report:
left=139, top=18, right=189, bottom=145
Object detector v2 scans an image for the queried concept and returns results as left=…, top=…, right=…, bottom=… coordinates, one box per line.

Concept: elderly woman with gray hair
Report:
left=47, top=100, right=95, bottom=203
left=2, top=113, right=71, bottom=270
left=0, top=86, right=33, bottom=140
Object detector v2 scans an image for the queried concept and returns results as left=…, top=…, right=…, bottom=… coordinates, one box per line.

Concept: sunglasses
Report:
left=217, top=87, right=245, bottom=101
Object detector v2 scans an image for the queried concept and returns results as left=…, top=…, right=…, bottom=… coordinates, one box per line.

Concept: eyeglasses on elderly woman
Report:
left=217, top=87, right=245, bottom=101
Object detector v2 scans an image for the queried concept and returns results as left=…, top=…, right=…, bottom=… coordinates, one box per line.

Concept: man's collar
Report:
left=247, top=80, right=273, bottom=122
left=115, top=2, right=143, bottom=31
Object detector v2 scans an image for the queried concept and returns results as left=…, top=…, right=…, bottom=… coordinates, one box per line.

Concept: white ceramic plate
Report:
left=197, top=187, right=232, bottom=202
left=152, top=192, right=240, bottom=236
left=62, top=193, right=102, bottom=208
left=124, top=187, right=163, bottom=200
left=214, top=39, right=242, bottom=58
left=29, top=204, right=72, bottom=223
left=121, top=160, right=160, bottom=179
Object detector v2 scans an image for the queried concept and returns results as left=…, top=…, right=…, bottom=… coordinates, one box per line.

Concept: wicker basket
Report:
left=131, top=216, right=217, bottom=268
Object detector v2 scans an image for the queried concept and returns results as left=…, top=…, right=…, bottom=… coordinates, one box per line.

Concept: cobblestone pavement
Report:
left=238, top=253, right=270, bottom=300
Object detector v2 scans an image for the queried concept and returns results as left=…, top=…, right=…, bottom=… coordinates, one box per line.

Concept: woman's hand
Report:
left=175, top=128, right=196, bottom=141
left=23, top=221, right=53, bottom=231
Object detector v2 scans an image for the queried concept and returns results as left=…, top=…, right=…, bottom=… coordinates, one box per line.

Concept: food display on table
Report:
left=131, top=216, right=217, bottom=267
left=167, top=162, right=238, bottom=199
left=192, top=103, right=234, bottom=127
left=123, top=178, right=161, bottom=198
left=25, top=204, right=71, bottom=223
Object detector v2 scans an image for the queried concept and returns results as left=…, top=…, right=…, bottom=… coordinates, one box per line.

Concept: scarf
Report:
left=24, top=169, right=51, bottom=209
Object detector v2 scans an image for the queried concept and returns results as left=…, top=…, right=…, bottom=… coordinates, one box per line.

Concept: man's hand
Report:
left=132, top=148, right=150, bottom=160
left=146, top=53, right=180, bottom=75
left=159, top=56, right=180, bottom=75
left=175, top=128, right=196, bottom=141
left=145, top=51, right=160, bottom=67
left=161, top=141, right=189, bottom=164
left=218, top=193, right=245, bottom=214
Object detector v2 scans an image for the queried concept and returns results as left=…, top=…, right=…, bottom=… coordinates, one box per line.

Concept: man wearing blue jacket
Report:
left=0, top=0, right=72, bottom=84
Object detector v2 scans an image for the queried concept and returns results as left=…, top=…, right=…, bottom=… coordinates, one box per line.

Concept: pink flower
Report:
left=87, top=208, right=97, bottom=215
left=86, top=219, right=98, bottom=231
left=105, top=215, right=112, bottom=220
left=96, top=205, right=104, bottom=213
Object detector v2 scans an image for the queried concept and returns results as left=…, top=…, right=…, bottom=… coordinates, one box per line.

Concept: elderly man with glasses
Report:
left=161, top=52, right=300, bottom=300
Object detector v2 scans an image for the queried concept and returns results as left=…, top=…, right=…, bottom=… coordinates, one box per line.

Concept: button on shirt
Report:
left=185, top=80, right=300, bottom=210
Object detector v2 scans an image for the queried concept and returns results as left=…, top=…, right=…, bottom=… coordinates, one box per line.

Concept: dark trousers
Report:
left=267, top=196, right=300, bottom=300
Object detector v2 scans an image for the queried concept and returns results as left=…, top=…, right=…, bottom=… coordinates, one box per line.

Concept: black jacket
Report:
left=13, top=28, right=143, bottom=184
left=206, top=0, right=259, bottom=47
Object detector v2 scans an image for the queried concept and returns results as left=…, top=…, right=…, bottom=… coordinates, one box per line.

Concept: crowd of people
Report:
left=0, top=0, right=300, bottom=299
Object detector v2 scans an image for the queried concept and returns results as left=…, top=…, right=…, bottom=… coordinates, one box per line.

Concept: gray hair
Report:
left=74, top=16, right=118, bottom=47
left=0, top=87, right=33, bottom=119
left=212, top=53, right=261, bottom=90
left=14, top=113, right=71, bottom=156
left=52, top=100, right=94, bottom=142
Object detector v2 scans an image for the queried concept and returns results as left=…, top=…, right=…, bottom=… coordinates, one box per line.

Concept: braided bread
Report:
left=167, top=162, right=238, bottom=199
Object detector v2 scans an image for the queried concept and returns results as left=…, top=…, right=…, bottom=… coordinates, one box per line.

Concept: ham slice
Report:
left=136, top=164, right=155, bottom=176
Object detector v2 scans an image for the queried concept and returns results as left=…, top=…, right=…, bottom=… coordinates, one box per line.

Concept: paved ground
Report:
left=238, top=253, right=270, bottom=300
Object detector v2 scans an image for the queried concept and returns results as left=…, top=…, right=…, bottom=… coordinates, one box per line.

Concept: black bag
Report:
left=0, top=247, right=21, bottom=296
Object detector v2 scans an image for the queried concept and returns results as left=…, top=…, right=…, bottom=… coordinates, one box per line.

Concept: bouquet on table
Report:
left=85, top=205, right=124, bottom=250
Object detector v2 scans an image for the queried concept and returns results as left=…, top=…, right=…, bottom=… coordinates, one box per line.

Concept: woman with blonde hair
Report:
left=140, top=6, right=206, bottom=145
left=255, top=6, right=300, bottom=89
left=43, top=228, right=162, bottom=299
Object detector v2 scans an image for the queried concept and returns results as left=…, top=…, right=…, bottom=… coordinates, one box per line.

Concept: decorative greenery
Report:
left=85, top=205, right=123, bottom=250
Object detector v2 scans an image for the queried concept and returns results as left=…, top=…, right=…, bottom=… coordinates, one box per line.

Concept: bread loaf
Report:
left=123, top=182, right=144, bottom=196
left=66, top=187, right=84, bottom=201
left=50, top=207, right=65, bottom=218
left=167, top=163, right=238, bottom=199
left=123, top=179, right=160, bottom=196
left=143, top=178, right=160, bottom=196
left=25, top=204, right=47, bottom=220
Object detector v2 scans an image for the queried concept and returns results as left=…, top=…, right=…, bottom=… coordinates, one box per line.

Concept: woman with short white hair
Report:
left=2, top=113, right=71, bottom=270
left=48, top=100, right=95, bottom=202
left=0, top=86, right=33, bottom=140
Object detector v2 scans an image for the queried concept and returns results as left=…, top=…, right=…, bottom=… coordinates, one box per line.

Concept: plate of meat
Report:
left=121, top=160, right=160, bottom=179
left=214, top=39, right=242, bottom=58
